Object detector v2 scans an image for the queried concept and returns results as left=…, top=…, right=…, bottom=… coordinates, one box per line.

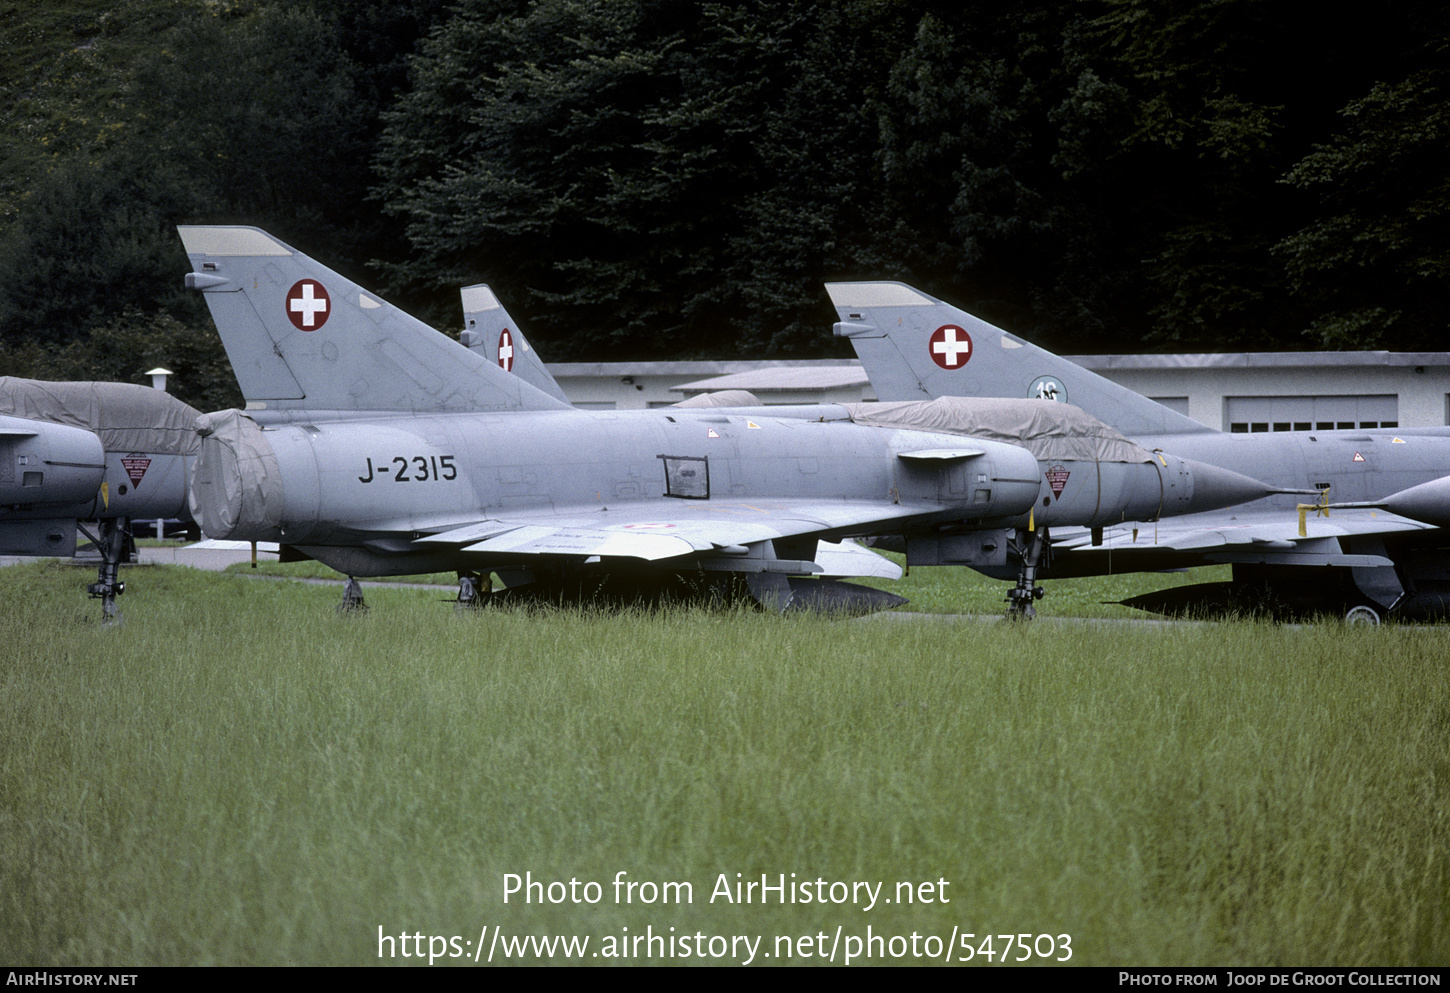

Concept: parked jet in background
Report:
left=828, top=282, right=1450, bottom=621
left=458, top=284, right=766, bottom=411
left=177, top=227, right=1277, bottom=615
left=459, top=283, right=571, bottom=403
left=0, top=378, right=200, bottom=621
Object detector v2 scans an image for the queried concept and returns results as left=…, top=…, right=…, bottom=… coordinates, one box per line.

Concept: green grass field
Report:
left=2, top=559, right=1447, bottom=966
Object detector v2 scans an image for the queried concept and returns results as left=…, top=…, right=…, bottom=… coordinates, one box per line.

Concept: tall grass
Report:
left=1, top=560, right=1446, bottom=965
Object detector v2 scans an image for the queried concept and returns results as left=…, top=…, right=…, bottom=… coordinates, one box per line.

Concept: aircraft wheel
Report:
left=1344, top=604, right=1381, bottom=626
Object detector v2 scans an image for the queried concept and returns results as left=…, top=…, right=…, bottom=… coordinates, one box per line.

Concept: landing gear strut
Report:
left=79, top=518, right=127, bottom=626
left=456, top=571, right=489, bottom=609
left=1006, top=526, right=1050, bottom=620
left=338, top=576, right=368, bottom=613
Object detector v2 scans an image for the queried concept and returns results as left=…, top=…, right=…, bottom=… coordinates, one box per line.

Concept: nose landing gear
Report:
left=1006, top=527, right=1049, bottom=620
left=79, top=518, right=128, bottom=626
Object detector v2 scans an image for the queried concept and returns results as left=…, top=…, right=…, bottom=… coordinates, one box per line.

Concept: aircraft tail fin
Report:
left=178, top=226, right=571, bottom=414
left=459, top=284, right=570, bottom=403
left=826, top=282, right=1215, bottom=438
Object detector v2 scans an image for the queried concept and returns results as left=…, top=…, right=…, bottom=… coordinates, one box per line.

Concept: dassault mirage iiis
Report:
left=829, top=281, right=1450, bottom=621
left=177, top=226, right=1278, bottom=615
left=1, top=378, right=201, bottom=621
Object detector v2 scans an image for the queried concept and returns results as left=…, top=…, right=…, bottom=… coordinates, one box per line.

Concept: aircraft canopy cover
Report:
left=672, top=390, right=763, bottom=409
left=841, top=397, right=1154, bottom=464
left=0, top=377, right=203, bottom=456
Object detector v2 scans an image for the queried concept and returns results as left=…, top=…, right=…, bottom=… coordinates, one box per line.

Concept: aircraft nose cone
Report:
left=1379, top=474, right=1450, bottom=527
left=1182, top=457, right=1276, bottom=513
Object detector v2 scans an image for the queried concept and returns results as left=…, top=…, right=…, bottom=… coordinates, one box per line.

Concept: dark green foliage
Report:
left=374, top=0, right=885, bottom=354
left=4, top=309, right=240, bottom=413
left=1068, top=0, right=1438, bottom=349
left=1276, top=13, right=1450, bottom=349
left=0, top=2, right=423, bottom=368
left=298, top=0, right=456, bottom=107
left=374, top=1, right=1102, bottom=355
left=867, top=5, right=1108, bottom=346
left=0, top=0, right=208, bottom=225
left=0, top=156, right=197, bottom=346
left=1, top=0, right=1446, bottom=382
left=125, top=6, right=394, bottom=277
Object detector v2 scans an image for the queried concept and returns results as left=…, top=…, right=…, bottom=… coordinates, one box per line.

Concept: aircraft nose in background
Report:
left=1369, top=474, right=1450, bottom=527
left=1181, top=458, right=1277, bottom=514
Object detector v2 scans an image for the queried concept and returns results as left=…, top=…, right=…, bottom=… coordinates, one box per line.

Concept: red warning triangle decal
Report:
left=121, top=456, right=152, bottom=488
left=1045, top=464, right=1070, bottom=496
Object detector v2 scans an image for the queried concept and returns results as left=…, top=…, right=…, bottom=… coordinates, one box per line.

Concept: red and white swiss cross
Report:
left=929, top=324, right=972, bottom=370
left=286, top=279, right=331, bottom=331
left=498, top=328, right=515, bottom=371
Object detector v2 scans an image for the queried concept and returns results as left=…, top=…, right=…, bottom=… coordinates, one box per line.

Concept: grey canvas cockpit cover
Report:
left=841, top=397, right=1154, bottom=464
left=0, top=377, right=202, bottom=456
left=672, top=390, right=763, bottom=409
left=189, top=409, right=282, bottom=540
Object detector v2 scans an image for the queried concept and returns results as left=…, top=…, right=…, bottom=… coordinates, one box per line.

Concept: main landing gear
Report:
left=1343, top=604, right=1381, bottom=625
left=1006, top=526, right=1050, bottom=620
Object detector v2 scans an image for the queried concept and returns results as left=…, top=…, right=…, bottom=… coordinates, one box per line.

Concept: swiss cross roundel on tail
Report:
left=929, top=324, right=972, bottom=370
left=498, top=328, right=515, bottom=371
left=286, top=279, right=330, bottom=331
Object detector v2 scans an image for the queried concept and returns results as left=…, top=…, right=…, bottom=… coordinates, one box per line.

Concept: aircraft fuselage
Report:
left=189, top=405, right=1265, bottom=576
left=1135, top=428, right=1450, bottom=509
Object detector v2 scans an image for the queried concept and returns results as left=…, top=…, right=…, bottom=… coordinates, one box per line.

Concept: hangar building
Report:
left=546, top=351, right=1450, bottom=432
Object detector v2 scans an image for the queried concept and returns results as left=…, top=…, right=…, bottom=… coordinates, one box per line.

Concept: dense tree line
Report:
left=0, top=0, right=1444, bottom=409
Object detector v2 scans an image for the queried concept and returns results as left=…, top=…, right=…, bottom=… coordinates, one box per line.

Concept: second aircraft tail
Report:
left=459, top=284, right=570, bottom=403
left=827, top=282, right=1215, bottom=438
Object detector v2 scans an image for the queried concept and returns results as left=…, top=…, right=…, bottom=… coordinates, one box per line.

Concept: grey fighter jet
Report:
left=829, top=282, right=1450, bottom=621
left=176, top=226, right=1277, bottom=615
left=0, top=378, right=201, bottom=621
